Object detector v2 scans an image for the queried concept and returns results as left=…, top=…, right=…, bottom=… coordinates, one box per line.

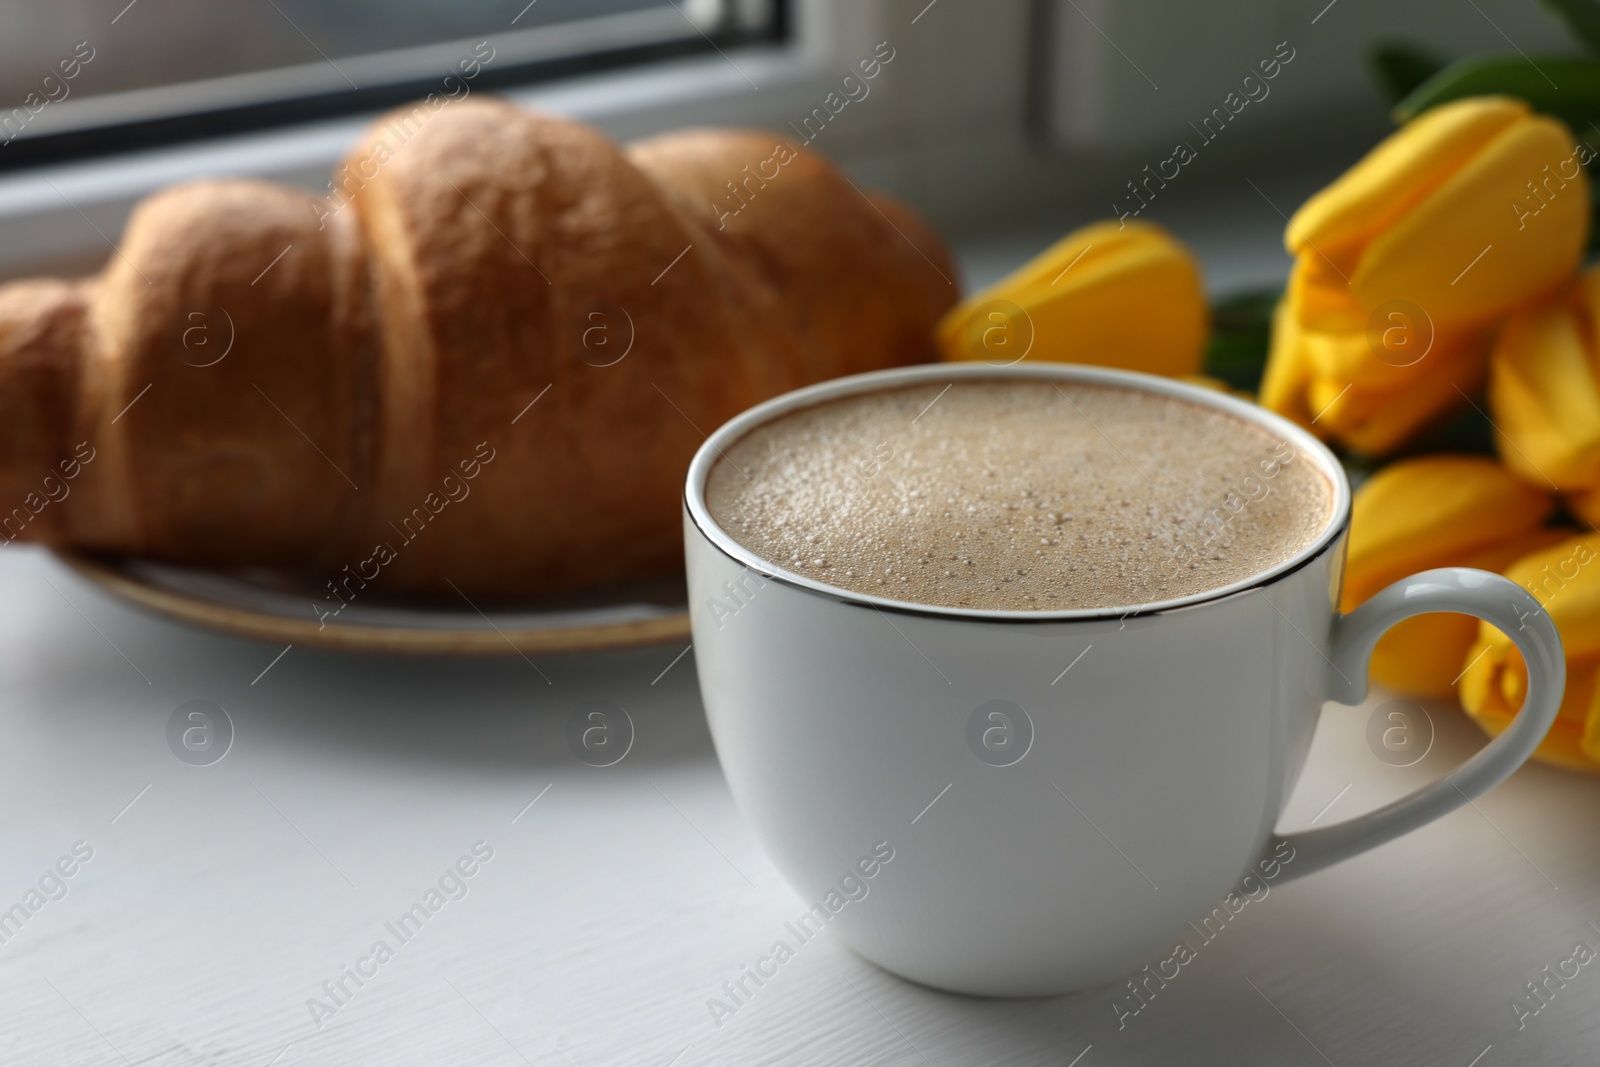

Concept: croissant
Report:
left=0, top=98, right=955, bottom=597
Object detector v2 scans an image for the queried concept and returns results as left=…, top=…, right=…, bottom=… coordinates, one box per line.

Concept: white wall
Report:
left=820, top=0, right=1575, bottom=233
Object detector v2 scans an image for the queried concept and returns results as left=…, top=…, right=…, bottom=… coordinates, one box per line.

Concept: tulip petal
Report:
left=1283, top=257, right=1429, bottom=388
left=1465, top=533, right=1600, bottom=672
left=1266, top=249, right=1495, bottom=455
left=1286, top=251, right=1365, bottom=334
left=1310, top=329, right=1491, bottom=455
left=1373, top=613, right=1489, bottom=698
left=1457, top=531, right=1600, bottom=771
left=1259, top=296, right=1315, bottom=426
left=1461, top=652, right=1599, bottom=771
left=1298, top=314, right=1444, bottom=390
left=1355, top=113, right=1589, bottom=328
left=1498, top=533, right=1600, bottom=659
left=938, top=220, right=1207, bottom=376
left=980, top=219, right=1162, bottom=297
left=1344, top=455, right=1557, bottom=609
left=1584, top=684, right=1600, bottom=766
left=1288, top=96, right=1528, bottom=258
left=1489, top=275, right=1600, bottom=489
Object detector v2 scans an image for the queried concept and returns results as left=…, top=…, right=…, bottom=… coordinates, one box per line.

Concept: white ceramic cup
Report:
left=683, top=362, right=1564, bottom=996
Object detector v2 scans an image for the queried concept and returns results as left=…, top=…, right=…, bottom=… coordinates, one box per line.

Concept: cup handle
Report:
left=1265, top=566, right=1564, bottom=884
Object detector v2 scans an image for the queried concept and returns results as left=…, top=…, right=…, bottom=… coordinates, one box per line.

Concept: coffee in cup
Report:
left=706, top=379, right=1333, bottom=611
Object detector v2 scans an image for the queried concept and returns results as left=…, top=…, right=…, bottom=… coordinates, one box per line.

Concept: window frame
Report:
left=0, top=3, right=786, bottom=173
left=0, top=0, right=890, bottom=279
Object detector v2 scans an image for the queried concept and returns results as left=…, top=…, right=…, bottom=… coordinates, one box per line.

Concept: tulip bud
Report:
left=936, top=220, right=1206, bottom=376
left=1459, top=531, right=1600, bottom=771
left=1488, top=266, right=1600, bottom=491
left=1262, top=96, right=1589, bottom=456
left=1345, top=455, right=1560, bottom=697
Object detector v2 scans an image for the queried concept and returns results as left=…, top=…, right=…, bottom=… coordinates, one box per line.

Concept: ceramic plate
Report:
left=55, top=551, right=691, bottom=655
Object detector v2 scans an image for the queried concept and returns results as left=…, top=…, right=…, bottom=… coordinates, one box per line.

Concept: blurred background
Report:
left=0, top=0, right=1574, bottom=288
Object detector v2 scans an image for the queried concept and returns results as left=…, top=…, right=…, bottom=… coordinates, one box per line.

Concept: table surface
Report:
left=4, top=212, right=1598, bottom=1067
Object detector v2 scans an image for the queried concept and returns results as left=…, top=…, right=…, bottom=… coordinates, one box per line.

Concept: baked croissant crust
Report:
left=0, top=98, right=956, bottom=596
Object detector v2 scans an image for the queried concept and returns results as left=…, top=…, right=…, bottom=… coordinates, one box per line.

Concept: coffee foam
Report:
left=706, top=380, right=1335, bottom=611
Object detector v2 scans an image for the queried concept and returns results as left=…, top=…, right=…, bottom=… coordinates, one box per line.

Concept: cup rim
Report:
left=684, top=362, right=1352, bottom=623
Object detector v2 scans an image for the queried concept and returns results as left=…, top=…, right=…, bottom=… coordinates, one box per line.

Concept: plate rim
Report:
left=54, top=550, right=692, bottom=656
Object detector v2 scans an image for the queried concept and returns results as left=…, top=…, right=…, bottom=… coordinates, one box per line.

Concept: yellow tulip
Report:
left=1343, top=455, right=1560, bottom=697
left=1459, top=531, right=1600, bottom=771
left=1488, top=267, right=1600, bottom=492
left=936, top=220, right=1206, bottom=376
left=1261, top=96, right=1589, bottom=455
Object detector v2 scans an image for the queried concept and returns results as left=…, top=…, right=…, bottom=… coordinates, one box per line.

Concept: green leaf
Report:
left=1395, top=53, right=1600, bottom=131
left=1543, top=0, right=1600, bottom=56
left=1369, top=41, right=1452, bottom=105
left=1203, top=288, right=1280, bottom=393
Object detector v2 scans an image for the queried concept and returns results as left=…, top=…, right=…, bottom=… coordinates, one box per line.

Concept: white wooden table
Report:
left=2, top=540, right=1597, bottom=1067
left=4, top=210, right=1598, bottom=1065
